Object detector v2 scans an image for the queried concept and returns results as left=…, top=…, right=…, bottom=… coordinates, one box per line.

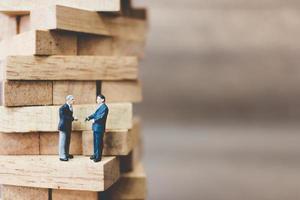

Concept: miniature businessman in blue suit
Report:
left=58, top=95, right=78, bottom=161
left=85, top=94, right=109, bottom=162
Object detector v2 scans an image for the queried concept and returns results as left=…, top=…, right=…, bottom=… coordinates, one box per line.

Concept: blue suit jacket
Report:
left=88, top=104, right=109, bottom=132
left=58, top=104, right=74, bottom=132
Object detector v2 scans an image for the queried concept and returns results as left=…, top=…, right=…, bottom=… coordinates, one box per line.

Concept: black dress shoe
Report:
left=60, top=158, right=69, bottom=161
left=90, top=155, right=95, bottom=160
left=93, top=158, right=101, bottom=163
left=68, top=154, right=74, bottom=159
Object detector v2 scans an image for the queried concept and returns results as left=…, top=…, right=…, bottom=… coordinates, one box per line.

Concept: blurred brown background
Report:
left=135, top=0, right=300, bottom=199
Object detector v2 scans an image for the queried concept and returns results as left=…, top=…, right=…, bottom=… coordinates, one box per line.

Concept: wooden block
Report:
left=103, top=16, right=147, bottom=41
left=101, top=80, right=142, bottom=103
left=53, top=81, right=96, bottom=105
left=130, top=8, right=148, bottom=20
left=120, top=0, right=147, bottom=20
left=99, top=0, right=121, bottom=12
left=83, top=118, right=141, bottom=156
left=105, top=162, right=147, bottom=200
left=0, top=132, right=39, bottom=155
left=0, top=103, right=132, bottom=133
left=72, top=103, right=133, bottom=132
left=40, top=132, right=82, bottom=155
left=0, top=156, right=119, bottom=191
left=112, top=38, right=146, bottom=58
left=30, top=5, right=110, bottom=36
left=77, top=34, right=113, bottom=56
left=77, top=16, right=147, bottom=58
left=77, top=36, right=145, bottom=58
left=120, top=120, right=143, bottom=172
left=5, top=56, right=138, bottom=81
left=2, top=185, right=48, bottom=200
left=2, top=80, right=53, bottom=107
left=19, top=15, right=30, bottom=33
left=52, top=189, right=98, bottom=200
left=0, top=0, right=120, bottom=15
left=0, top=13, right=17, bottom=41
left=120, top=145, right=142, bottom=173
left=52, top=162, right=146, bottom=200
left=0, top=30, right=77, bottom=59
left=77, top=34, right=145, bottom=58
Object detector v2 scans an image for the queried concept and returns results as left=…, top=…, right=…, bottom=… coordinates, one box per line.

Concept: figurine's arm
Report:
left=87, top=111, right=96, bottom=121
left=94, top=107, right=108, bottom=121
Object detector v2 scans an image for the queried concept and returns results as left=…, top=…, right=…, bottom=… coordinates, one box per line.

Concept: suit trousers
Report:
left=93, top=131, right=105, bottom=160
left=59, top=131, right=71, bottom=159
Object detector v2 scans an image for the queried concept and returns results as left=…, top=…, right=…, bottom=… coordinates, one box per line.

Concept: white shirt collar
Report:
left=66, top=103, right=73, bottom=110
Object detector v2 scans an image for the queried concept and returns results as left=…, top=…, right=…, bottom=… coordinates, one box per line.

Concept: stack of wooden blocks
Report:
left=0, top=0, right=148, bottom=199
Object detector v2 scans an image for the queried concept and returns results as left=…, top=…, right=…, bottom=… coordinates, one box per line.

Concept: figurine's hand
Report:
left=74, top=117, right=78, bottom=121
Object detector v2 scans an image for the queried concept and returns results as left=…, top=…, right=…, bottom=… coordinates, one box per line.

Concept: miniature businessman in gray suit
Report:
left=58, top=95, right=78, bottom=161
left=85, top=94, right=109, bottom=162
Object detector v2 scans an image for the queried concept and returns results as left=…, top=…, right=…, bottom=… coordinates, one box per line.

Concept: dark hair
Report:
left=98, top=94, right=106, bottom=101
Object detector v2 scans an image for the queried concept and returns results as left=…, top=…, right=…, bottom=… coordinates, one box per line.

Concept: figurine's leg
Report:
left=66, top=131, right=71, bottom=156
left=59, top=131, right=67, bottom=159
left=93, top=131, right=96, bottom=157
left=94, top=131, right=101, bottom=160
left=98, top=131, right=105, bottom=160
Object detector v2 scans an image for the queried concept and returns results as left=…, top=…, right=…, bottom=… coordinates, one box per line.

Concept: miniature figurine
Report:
left=58, top=95, right=78, bottom=161
left=85, top=94, right=109, bottom=162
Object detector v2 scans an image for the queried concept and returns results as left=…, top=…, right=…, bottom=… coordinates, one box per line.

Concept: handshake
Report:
left=73, top=117, right=90, bottom=122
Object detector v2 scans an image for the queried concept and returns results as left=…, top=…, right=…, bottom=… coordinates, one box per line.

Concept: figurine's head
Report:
left=97, top=94, right=106, bottom=104
left=66, top=95, right=75, bottom=105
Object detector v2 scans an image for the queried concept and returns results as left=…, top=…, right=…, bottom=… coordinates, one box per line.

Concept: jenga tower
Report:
left=0, top=0, right=148, bottom=199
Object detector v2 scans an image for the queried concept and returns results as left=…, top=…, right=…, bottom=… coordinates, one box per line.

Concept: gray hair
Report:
left=66, top=95, right=74, bottom=102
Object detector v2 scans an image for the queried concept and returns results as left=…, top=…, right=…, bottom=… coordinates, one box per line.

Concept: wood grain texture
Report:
left=82, top=117, right=141, bottom=156
left=53, top=81, right=96, bottom=105
left=102, top=80, right=143, bottom=103
left=52, top=189, right=98, bottom=200
left=77, top=34, right=113, bottom=56
left=72, top=103, right=133, bottom=132
left=3, top=80, right=53, bottom=107
left=0, top=30, right=77, bottom=59
left=112, top=37, right=146, bottom=58
left=2, top=185, right=48, bottom=200
left=0, top=132, right=39, bottom=155
left=103, top=15, right=148, bottom=41
left=77, top=34, right=146, bottom=58
left=5, top=56, right=138, bottom=81
left=0, top=103, right=132, bottom=133
left=105, top=162, right=147, bottom=200
left=78, top=16, right=148, bottom=58
left=0, top=120, right=138, bottom=155
left=52, top=163, right=146, bottom=200
left=30, top=5, right=110, bottom=36
left=0, top=0, right=120, bottom=15
left=40, top=132, right=82, bottom=155
left=0, top=156, right=119, bottom=191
